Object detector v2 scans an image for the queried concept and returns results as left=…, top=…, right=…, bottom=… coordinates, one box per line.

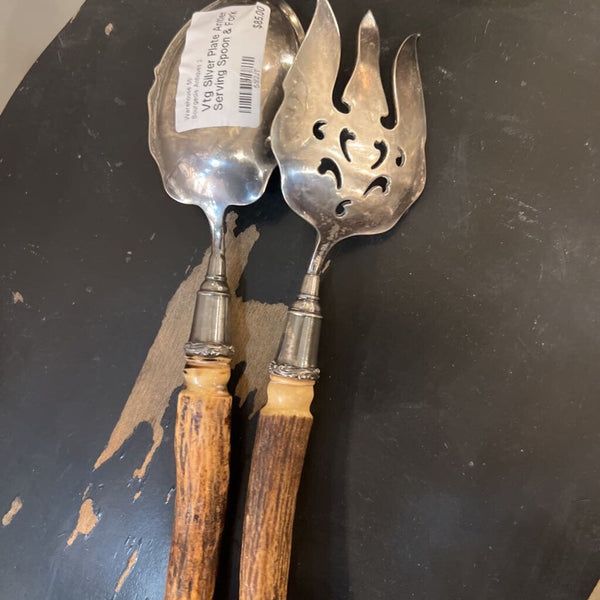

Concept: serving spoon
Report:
left=148, top=1, right=303, bottom=597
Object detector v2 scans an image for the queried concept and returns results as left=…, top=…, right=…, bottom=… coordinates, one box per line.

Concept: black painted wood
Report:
left=1, top=0, right=599, bottom=598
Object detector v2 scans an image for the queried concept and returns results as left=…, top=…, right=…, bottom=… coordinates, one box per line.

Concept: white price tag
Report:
left=175, top=2, right=271, bottom=132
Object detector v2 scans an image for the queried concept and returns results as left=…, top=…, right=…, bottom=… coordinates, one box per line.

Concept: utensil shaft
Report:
left=240, top=375, right=315, bottom=600
left=165, top=358, right=231, bottom=600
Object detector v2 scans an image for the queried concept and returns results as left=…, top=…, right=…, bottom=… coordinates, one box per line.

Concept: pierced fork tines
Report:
left=271, top=0, right=426, bottom=275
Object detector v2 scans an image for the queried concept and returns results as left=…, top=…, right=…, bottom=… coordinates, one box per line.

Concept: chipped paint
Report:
left=132, top=491, right=141, bottom=502
left=114, top=547, right=139, bottom=594
left=12, top=291, right=24, bottom=304
left=93, top=213, right=286, bottom=481
left=68, top=4, right=83, bottom=23
left=2, top=496, right=23, bottom=526
left=589, top=580, right=600, bottom=600
left=67, top=498, right=99, bottom=545
left=105, top=23, right=114, bottom=36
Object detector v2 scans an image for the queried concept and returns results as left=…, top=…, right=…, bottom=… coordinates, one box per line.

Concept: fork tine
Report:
left=342, top=11, right=388, bottom=118
left=393, top=34, right=427, bottom=140
left=280, top=0, right=340, bottom=122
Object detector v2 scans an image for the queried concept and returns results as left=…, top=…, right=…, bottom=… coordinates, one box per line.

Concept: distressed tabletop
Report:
left=1, top=0, right=600, bottom=598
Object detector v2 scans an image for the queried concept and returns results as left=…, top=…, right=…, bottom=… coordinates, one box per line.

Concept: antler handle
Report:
left=164, top=358, right=231, bottom=600
left=240, top=374, right=315, bottom=600
left=240, top=273, right=321, bottom=599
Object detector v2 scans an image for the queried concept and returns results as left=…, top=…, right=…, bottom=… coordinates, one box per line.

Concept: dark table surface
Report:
left=1, top=0, right=600, bottom=598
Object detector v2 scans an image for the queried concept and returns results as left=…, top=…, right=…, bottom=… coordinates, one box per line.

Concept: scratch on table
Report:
left=2, top=496, right=23, bottom=526
left=165, top=486, right=175, bottom=504
left=517, top=200, right=539, bottom=213
left=436, top=66, right=456, bottom=81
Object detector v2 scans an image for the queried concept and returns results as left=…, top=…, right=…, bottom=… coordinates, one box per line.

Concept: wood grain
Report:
left=240, top=374, right=315, bottom=600
left=164, top=358, right=231, bottom=600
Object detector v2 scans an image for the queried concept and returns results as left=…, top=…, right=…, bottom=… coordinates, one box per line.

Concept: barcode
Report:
left=239, top=56, right=255, bottom=114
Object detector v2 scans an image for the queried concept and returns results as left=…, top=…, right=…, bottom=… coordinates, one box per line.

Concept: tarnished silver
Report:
left=269, top=362, right=321, bottom=381
left=148, top=0, right=303, bottom=358
left=271, top=0, right=427, bottom=377
left=184, top=341, right=235, bottom=358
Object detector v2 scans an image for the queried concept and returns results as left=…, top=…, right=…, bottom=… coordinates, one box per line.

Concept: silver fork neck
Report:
left=308, top=240, right=333, bottom=276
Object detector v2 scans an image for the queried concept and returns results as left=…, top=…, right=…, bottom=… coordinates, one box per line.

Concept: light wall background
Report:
left=0, top=0, right=84, bottom=112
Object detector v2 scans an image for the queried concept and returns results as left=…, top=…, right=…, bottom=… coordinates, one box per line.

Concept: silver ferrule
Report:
left=185, top=231, right=234, bottom=358
left=270, top=274, right=322, bottom=380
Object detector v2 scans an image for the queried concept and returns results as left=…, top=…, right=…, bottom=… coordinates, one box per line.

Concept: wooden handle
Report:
left=240, top=374, right=315, bottom=600
left=164, top=358, right=231, bottom=600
